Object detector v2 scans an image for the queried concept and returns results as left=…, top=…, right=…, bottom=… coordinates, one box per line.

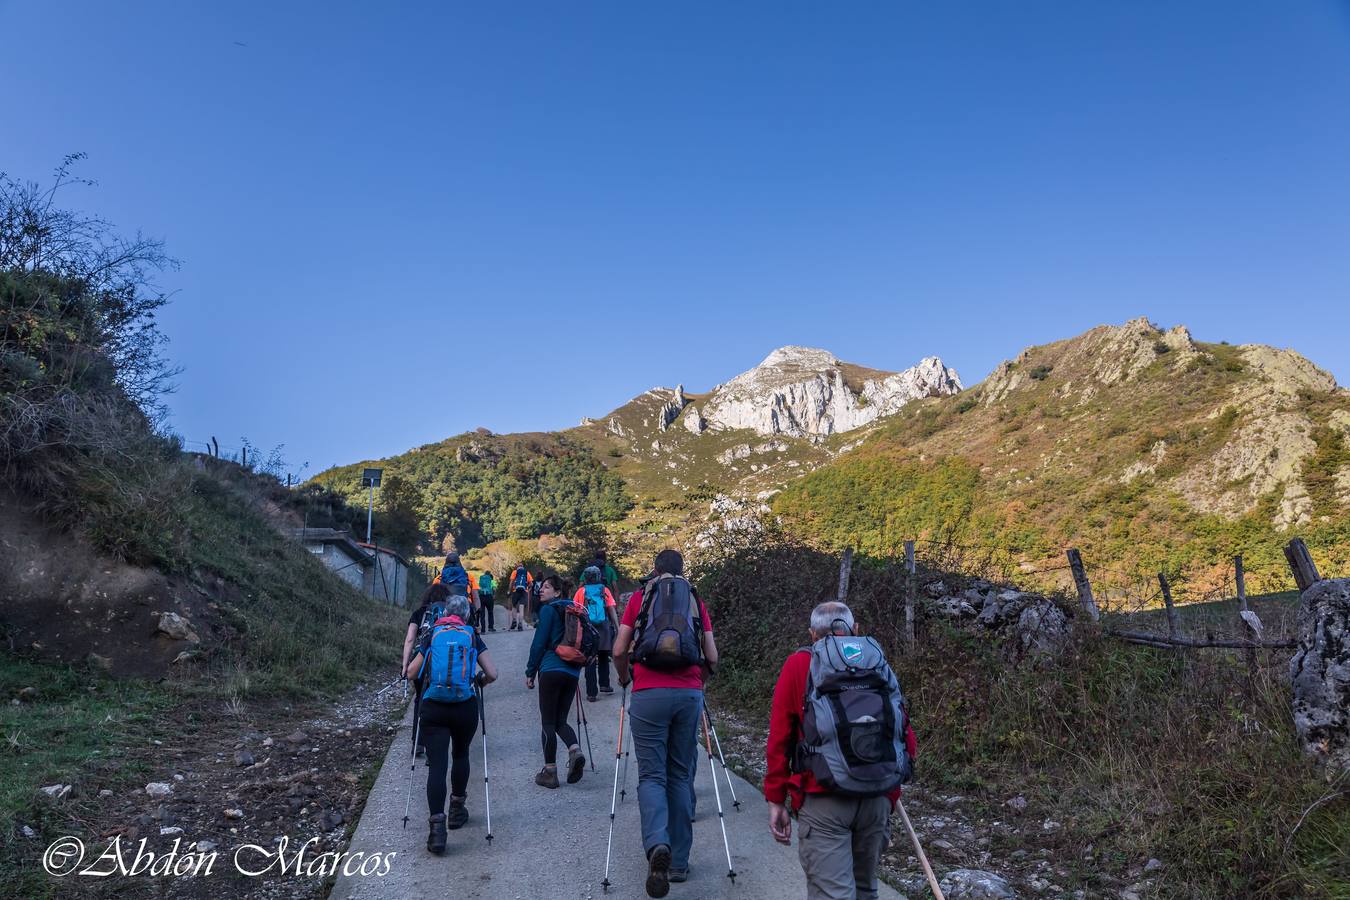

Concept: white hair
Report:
left=446, top=594, right=471, bottom=622
left=810, top=601, right=855, bottom=636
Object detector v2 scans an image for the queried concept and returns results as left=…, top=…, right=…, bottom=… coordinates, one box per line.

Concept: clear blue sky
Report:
left=4, top=2, right=1349, bottom=473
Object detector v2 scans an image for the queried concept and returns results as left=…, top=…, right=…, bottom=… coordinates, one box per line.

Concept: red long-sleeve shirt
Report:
left=764, top=649, right=918, bottom=811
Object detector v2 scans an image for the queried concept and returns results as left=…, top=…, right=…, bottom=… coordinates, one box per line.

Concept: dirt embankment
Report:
left=0, top=494, right=230, bottom=679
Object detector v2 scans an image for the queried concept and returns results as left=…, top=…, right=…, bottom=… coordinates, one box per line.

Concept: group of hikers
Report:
left=397, top=546, right=917, bottom=900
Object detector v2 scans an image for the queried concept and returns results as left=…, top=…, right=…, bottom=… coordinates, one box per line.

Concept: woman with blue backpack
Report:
left=403, top=592, right=498, bottom=855
left=574, top=566, right=620, bottom=701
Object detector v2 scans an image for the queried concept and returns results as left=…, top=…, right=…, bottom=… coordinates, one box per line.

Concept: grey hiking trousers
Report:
left=797, top=792, right=892, bottom=900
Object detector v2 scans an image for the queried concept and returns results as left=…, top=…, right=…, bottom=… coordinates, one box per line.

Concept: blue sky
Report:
left=3, top=2, right=1348, bottom=474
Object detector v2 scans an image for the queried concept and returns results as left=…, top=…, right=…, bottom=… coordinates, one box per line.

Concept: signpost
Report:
left=362, top=468, right=383, bottom=544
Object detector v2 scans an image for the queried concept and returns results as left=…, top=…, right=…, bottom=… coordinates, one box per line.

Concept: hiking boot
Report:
left=535, top=766, right=559, bottom=789
left=427, top=813, right=447, bottom=854
left=566, top=748, right=585, bottom=784
left=670, top=867, right=689, bottom=883
left=599, top=686, right=614, bottom=694
left=446, top=797, right=468, bottom=830
left=646, top=844, right=672, bottom=898
left=587, top=694, right=598, bottom=702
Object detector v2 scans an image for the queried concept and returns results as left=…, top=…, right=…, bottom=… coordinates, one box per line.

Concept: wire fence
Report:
left=896, top=534, right=1325, bottom=649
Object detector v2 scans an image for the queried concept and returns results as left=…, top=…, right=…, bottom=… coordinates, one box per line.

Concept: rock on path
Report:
left=332, top=627, right=903, bottom=899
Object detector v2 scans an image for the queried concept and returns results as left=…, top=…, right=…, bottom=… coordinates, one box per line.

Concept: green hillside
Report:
left=773, top=319, right=1350, bottom=602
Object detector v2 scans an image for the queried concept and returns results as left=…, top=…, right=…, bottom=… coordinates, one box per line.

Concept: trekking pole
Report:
left=702, top=706, right=741, bottom=811
left=600, top=686, right=628, bottom=893
left=575, top=684, right=597, bottom=772
left=480, top=682, right=493, bottom=846
left=700, top=711, right=737, bottom=883
left=897, top=798, right=945, bottom=900
left=619, top=692, right=632, bottom=801
left=375, top=676, right=402, bottom=697
left=401, top=712, right=422, bottom=829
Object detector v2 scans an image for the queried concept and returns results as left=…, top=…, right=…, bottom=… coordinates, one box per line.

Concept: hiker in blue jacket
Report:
left=524, top=574, right=586, bottom=789
left=404, top=593, right=497, bottom=854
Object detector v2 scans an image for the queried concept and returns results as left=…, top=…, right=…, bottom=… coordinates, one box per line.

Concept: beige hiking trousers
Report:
left=797, top=792, right=892, bottom=900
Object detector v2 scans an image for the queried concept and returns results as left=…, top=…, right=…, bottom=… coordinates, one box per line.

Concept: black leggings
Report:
left=537, top=672, right=579, bottom=764
left=420, top=697, right=479, bottom=815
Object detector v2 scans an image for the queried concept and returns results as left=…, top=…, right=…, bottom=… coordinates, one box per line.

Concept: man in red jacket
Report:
left=765, top=601, right=918, bottom=900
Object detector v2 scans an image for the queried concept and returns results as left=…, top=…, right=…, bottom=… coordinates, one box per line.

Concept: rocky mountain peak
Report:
left=700, top=346, right=963, bottom=437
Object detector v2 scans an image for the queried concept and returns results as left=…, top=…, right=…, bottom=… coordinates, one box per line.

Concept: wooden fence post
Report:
left=1066, top=549, right=1100, bottom=622
left=1283, top=538, right=1321, bottom=593
left=1157, top=572, right=1180, bottom=639
left=1235, top=554, right=1258, bottom=689
left=837, top=546, right=854, bottom=604
left=904, top=540, right=916, bottom=646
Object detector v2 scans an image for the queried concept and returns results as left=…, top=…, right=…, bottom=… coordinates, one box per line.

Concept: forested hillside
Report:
left=309, top=431, right=631, bottom=553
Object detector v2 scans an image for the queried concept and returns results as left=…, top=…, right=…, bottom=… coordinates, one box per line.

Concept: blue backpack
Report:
left=513, top=567, right=530, bottom=590
left=582, top=583, right=608, bottom=624
left=422, top=624, right=478, bottom=704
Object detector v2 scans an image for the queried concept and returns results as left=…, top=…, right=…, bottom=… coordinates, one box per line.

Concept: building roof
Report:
left=288, top=528, right=373, bottom=565
left=357, top=543, right=411, bottom=568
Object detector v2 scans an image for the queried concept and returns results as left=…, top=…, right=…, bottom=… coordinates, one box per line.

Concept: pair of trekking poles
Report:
left=600, top=687, right=740, bottom=892
left=401, top=676, right=494, bottom=847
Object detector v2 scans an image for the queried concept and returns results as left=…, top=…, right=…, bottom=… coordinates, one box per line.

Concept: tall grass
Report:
left=696, top=531, right=1349, bottom=898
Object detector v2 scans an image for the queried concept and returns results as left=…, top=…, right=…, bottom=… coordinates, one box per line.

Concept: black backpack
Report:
left=633, top=575, right=704, bottom=671
left=418, top=598, right=450, bottom=642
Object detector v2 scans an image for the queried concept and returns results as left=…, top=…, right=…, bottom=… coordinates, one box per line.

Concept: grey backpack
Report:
left=792, top=635, right=912, bottom=797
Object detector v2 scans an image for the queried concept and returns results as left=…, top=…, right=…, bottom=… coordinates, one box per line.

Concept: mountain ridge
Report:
left=312, top=319, right=1349, bottom=583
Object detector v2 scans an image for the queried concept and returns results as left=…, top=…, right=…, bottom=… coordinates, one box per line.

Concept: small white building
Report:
left=292, top=527, right=373, bottom=593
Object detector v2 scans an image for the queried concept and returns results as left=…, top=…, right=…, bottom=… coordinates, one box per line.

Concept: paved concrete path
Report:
left=332, top=627, right=901, bottom=899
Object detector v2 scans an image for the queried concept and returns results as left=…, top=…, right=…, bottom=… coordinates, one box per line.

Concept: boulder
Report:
left=977, top=591, right=1027, bottom=627
left=39, top=784, right=71, bottom=801
left=1290, top=578, right=1350, bottom=772
left=933, top=596, right=978, bottom=619
left=1016, top=601, right=1070, bottom=656
left=682, top=406, right=706, bottom=434
left=940, top=869, right=1017, bottom=899
left=156, top=612, right=199, bottom=643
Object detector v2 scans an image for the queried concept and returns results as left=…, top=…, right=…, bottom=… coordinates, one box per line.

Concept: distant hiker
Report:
left=528, top=571, right=543, bottom=626
left=574, top=565, right=619, bottom=701
left=403, top=582, right=455, bottom=758
left=593, top=549, right=620, bottom=594
left=613, top=549, right=719, bottom=898
left=477, top=569, right=497, bottom=632
left=508, top=563, right=533, bottom=631
left=524, top=574, right=588, bottom=789
left=403, top=592, right=498, bottom=854
left=765, top=601, right=917, bottom=900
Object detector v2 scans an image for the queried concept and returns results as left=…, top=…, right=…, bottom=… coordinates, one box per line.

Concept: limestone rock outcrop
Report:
left=700, top=347, right=962, bottom=437
left=1290, top=578, right=1350, bottom=773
